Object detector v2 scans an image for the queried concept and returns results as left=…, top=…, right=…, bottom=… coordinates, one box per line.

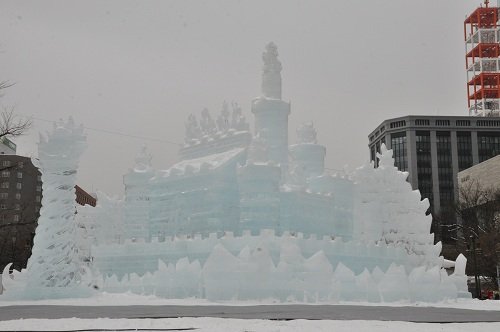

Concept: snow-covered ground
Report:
left=1, top=292, right=499, bottom=311
left=1, top=293, right=499, bottom=331
left=0, top=317, right=499, bottom=332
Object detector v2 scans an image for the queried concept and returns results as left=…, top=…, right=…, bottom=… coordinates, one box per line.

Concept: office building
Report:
left=368, top=115, right=500, bottom=242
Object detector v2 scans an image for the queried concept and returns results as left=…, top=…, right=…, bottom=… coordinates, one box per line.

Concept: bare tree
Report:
left=0, top=80, right=32, bottom=139
left=0, top=81, right=14, bottom=94
left=447, top=179, right=500, bottom=297
left=0, top=108, right=32, bottom=139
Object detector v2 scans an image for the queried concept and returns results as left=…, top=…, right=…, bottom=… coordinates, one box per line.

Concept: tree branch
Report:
left=0, top=107, right=32, bottom=138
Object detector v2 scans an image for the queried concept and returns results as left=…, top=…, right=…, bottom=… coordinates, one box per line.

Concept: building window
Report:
left=16, top=183, right=22, bottom=190
left=435, top=120, right=450, bottom=126
left=2, top=161, right=10, bottom=167
left=456, top=120, right=470, bottom=126
left=390, top=120, right=406, bottom=129
left=17, top=161, right=23, bottom=168
left=415, top=119, right=430, bottom=126
left=35, top=206, right=40, bottom=212
left=15, top=204, right=20, bottom=211
left=416, top=131, right=433, bottom=212
left=436, top=131, right=454, bottom=207
left=17, top=172, right=22, bottom=179
left=390, top=132, right=408, bottom=172
left=0, top=193, right=7, bottom=199
left=37, top=175, right=42, bottom=181
left=15, top=193, right=21, bottom=200
left=35, top=195, right=40, bottom=202
left=477, top=132, right=500, bottom=162
left=1, top=182, right=8, bottom=189
left=2, top=171, right=10, bottom=177
left=36, top=185, right=42, bottom=192
left=0, top=204, right=6, bottom=209
left=457, top=131, right=473, bottom=171
left=476, top=120, right=500, bottom=127
left=13, top=215, right=19, bottom=222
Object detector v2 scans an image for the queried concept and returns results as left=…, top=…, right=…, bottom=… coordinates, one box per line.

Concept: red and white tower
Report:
left=465, top=0, right=500, bottom=116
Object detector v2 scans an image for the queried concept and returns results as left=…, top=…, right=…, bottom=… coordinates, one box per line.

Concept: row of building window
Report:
left=1, top=171, right=24, bottom=178
left=0, top=214, right=20, bottom=221
left=0, top=205, right=40, bottom=212
left=476, top=120, right=500, bottom=127
left=0, top=183, right=41, bottom=191
left=0, top=192, right=40, bottom=201
left=398, top=119, right=500, bottom=128
left=1, top=161, right=24, bottom=168
left=1, top=182, right=23, bottom=189
left=390, top=120, right=406, bottom=129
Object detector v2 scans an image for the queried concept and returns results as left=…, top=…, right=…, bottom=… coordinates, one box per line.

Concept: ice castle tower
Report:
left=252, top=42, right=291, bottom=173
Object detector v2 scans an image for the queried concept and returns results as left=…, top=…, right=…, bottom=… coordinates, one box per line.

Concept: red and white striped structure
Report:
left=465, top=0, right=500, bottom=116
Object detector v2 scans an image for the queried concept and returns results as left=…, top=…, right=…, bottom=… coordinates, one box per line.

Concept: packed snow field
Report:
left=0, top=317, right=500, bottom=332
left=0, top=292, right=500, bottom=311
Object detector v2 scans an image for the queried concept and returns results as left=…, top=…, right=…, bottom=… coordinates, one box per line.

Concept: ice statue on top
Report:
left=1, top=43, right=470, bottom=302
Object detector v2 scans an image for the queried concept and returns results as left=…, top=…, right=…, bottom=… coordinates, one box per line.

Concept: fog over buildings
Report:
left=0, top=0, right=482, bottom=195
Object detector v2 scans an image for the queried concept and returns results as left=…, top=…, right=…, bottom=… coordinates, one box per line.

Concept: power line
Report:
left=26, top=115, right=182, bottom=146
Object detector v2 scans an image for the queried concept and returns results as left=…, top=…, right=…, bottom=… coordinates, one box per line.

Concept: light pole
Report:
left=11, top=235, right=16, bottom=272
left=470, top=235, right=481, bottom=299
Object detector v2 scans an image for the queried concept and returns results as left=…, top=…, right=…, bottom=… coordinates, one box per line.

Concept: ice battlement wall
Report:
left=93, top=228, right=443, bottom=279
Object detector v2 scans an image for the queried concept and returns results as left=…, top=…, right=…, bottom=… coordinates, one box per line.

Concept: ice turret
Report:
left=123, top=146, right=154, bottom=240
left=289, top=122, right=326, bottom=179
left=252, top=42, right=291, bottom=172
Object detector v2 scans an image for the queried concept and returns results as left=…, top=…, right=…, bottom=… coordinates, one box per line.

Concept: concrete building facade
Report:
left=458, top=154, right=500, bottom=193
left=368, top=115, right=500, bottom=241
left=0, top=155, right=42, bottom=271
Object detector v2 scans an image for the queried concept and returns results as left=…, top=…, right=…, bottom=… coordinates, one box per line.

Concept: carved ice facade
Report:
left=0, top=43, right=471, bottom=302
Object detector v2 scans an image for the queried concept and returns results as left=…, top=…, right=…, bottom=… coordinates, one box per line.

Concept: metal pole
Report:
left=497, top=264, right=500, bottom=291
left=471, top=236, right=482, bottom=298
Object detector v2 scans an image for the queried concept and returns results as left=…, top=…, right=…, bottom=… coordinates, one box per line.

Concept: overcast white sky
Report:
left=0, top=0, right=485, bottom=195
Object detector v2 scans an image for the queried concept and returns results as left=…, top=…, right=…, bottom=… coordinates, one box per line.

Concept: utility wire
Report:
left=26, top=115, right=182, bottom=146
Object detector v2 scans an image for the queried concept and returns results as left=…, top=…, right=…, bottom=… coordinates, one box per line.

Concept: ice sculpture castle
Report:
left=1, top=43, right=470, bottom=302
left=123, top=42, right=351, bottom=242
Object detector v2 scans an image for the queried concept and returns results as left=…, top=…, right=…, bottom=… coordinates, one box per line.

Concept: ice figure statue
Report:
left=1, top=118, right=92, bottom=299
left=261, top=42, right=282, bottom=99
left=200, top=108, right=217, bottom=136
left=296, top=122, right=317, bottom=144
left=216, top=101, right=231, bottom=133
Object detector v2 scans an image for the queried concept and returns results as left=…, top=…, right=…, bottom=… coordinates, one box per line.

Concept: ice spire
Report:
left=261, top=42, right=282, bottom=99
left=134, top=145, right=152, bottom=172
left=296, top=122, right=318, bottom=144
